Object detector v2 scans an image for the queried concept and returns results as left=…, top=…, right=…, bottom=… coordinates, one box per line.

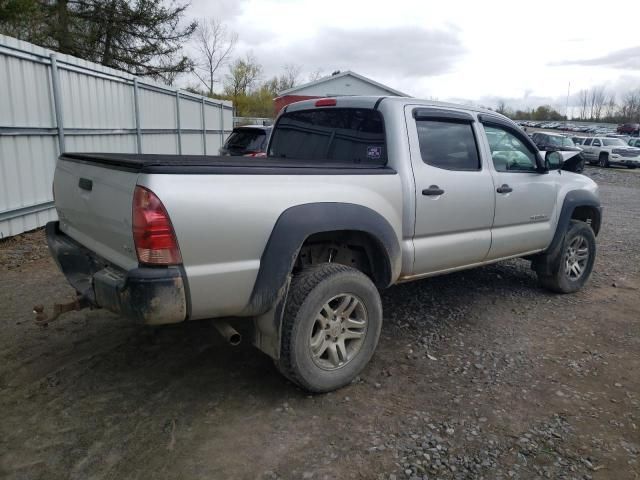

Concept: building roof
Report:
left=276, top=70, right=410, bottom=98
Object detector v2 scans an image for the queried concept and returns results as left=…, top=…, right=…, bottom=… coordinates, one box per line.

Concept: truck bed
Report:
left=60, top=153, right=395, bottom=175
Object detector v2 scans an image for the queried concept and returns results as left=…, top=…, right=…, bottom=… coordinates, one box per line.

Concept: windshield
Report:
left=268, top=108, right=386, bottom=164
left=603, top=139, right=627, bottom=146
left=224, top=129, right=267, bottom=151
left=546, top=136, right=575, bottom=148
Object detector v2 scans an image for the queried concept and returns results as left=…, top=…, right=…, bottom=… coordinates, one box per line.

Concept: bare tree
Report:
left=578, top=89, right=589, bottom=120
left=224, top=53, right=263, bottom=98
left=604, top=94, right=617, bottom=119
left=193, top=18, right=237, bottom=96
left=307, top=68, right=323, bottom=82
left=621, top=89, right=640, bottom=122
left=496, top=100, right=508, bottom=115
left=280, top=63, right=301, bottom=90
left=589, top=86, right=607, bottom=120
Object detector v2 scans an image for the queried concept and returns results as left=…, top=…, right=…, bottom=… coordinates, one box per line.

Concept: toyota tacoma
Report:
left=44, top=96, right=602, bottom=392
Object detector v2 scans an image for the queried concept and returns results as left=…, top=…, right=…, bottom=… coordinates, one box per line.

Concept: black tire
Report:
left=537, top=220, right=596, bottom=293
left=276, top=263, right=382, bottom=393
left=599, top=153, right=609, bottom=168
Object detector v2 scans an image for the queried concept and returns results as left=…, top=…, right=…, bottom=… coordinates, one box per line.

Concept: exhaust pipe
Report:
left=214, top=321, right=242, bottom=346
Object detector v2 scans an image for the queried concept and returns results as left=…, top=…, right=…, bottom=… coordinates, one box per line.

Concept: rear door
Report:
left=479, top=120, right=558, bottom=259
left=581, top=137, right=594, bottom=161
left=406, top=107, right=495, bottom=274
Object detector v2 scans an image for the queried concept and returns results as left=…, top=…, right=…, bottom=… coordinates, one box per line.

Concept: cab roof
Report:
left=283, top=95, right=509, bottom=120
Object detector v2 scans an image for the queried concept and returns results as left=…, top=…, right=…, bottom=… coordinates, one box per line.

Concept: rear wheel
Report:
left=276, top=263, right=382, bottom=393
left=537, top=220, right=596, bottom=293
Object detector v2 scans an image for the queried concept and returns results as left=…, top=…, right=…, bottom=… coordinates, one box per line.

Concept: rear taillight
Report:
left=315, top=98, right=337, bottom=107
left=132, top=186, right=182, bottom=265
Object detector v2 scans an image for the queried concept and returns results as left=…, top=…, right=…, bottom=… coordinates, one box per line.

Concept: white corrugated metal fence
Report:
left=0, top=34, right=233, bottom=238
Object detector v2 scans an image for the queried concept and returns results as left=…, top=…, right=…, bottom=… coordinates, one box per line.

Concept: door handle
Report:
left=496, top=184, right=512, bottom=194
left=422, top=185, right=445, bottom=196
left=78, top=178, right=93, bottom=191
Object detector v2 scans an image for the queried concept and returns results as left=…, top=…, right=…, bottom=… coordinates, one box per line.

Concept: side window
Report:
left=416, top=120, right=480, bottom=171
left=484, top=125, right=538, bottom=172
left=583, top=138, right=592, bottom=146
left=592, top=139, right=601, bottom=147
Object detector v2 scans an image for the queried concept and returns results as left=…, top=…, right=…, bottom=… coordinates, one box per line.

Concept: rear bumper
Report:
left=46, top=222, right=187, bottom=325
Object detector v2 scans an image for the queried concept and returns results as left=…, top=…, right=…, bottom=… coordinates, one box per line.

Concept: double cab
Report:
left=46, top=96, right=602, bottom=392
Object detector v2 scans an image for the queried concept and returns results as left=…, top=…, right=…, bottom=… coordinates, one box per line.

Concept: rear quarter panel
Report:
left=138, top=173, right=404, bottom=320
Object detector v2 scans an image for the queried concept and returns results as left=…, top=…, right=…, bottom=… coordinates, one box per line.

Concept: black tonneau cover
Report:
left=59, top=153, right=395, bottom=175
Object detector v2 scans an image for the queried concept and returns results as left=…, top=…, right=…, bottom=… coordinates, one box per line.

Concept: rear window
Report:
left=417, top=120, right=480, bottom=171
left=225, top=129, right=267, bottom=151
left=268, top=108, right=386, bottom=164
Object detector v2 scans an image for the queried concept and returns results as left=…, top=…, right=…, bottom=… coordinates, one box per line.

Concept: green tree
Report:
left=0, top=0, right=196, bottom=82
left=224, top=53, right=262, bottom=98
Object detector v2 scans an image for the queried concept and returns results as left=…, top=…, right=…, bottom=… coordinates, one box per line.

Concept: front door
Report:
left=480, top=123, right=558, bottom=260
left=406, top=106, right=495, bottom=275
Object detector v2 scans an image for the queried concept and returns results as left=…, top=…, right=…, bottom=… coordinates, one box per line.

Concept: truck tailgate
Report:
left=54, top=157, right=139, bottom=270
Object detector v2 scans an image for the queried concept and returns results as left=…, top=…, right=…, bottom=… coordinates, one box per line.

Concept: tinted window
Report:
left=603, top=138, right=626, bottom=146
left=583, top=138, right=592, bottom=146
left=592, top=139, right=601, bottom=146
left=225, top=129, right=267, bottom=151
left=268, top=108, right=386, bottom=164
left=416, top=120, right=480, bottom=171
left=485, top=125, right=538, bottom=172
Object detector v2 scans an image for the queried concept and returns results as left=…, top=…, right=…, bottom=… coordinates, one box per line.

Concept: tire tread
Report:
left=277, top=263, right=357, bottom=390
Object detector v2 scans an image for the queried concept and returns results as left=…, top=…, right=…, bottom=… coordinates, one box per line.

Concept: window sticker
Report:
left=367, top=146, right=382, bottom=160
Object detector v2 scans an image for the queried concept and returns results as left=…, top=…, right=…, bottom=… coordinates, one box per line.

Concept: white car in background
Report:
left=581, top=137, right=640, bottom=168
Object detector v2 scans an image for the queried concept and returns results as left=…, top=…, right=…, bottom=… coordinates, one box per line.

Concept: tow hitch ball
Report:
left=33, top=297, right=90, bottom=326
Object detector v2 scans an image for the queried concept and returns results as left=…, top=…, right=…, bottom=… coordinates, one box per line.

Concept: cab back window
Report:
left=268, top=108, right=386, bottom=164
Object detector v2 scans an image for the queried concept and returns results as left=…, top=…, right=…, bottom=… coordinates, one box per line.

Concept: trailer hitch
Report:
left=33, top=296, right=90, bottom=327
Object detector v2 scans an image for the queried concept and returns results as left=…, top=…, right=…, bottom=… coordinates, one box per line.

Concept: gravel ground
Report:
left=0, top=165, right=638, bottom=480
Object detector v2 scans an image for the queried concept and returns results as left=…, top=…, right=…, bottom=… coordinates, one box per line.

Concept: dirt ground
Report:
left=1, top=166, right=638, bottom=480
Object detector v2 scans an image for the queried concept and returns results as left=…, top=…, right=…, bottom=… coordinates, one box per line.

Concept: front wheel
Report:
left=599, top=153, right=609, bottom=168
left=276, top=263, right=382, bottom=393
left=537, top=220, right=596, bottom=293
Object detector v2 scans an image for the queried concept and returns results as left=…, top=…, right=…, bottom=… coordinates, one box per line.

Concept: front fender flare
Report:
left=535, top=189, right=602, bottom=275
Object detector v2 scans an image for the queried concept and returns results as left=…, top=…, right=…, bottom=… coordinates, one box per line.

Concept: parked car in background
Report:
left=219, top=126, right=272, bottom=157
left=530, top=132, right=585, bottom=172
left=581, top=137, right=640, bottom=168
left=617, top=123, right=640, bottom=136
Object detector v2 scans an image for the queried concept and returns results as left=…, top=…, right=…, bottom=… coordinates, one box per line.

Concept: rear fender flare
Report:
left=248, top=202, right=400, bottom=359
left=246, top=202, right=401, bottom=317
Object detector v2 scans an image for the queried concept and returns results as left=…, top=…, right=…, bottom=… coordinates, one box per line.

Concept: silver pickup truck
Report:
left=46, top=96, right=602, bottom=392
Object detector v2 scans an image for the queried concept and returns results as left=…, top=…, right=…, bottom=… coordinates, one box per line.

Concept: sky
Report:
left=184, top=0, right=640, bottom=112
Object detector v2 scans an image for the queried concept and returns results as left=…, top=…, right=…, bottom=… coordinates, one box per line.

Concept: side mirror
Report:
left=545, top=151, right=564, bottom=170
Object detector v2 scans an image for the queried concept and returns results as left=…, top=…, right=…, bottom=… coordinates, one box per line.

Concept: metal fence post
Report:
left=49, top=53, right=65, bottom=154
left=219, top=101, right=224, bottom=147
left=201, top=97, right=207, bottom=155
left=133, top=78, right=142, bottom=153
left=175, top=91, right=182, bottom=154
